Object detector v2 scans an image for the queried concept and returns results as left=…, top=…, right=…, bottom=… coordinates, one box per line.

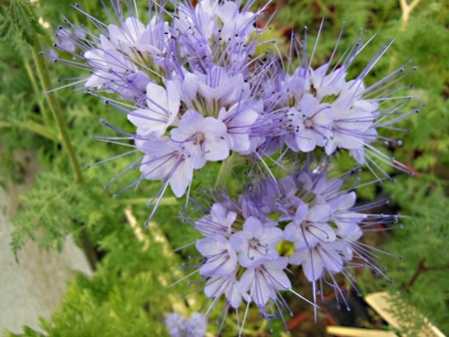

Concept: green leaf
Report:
left=0, top=0, right=45, bottom=45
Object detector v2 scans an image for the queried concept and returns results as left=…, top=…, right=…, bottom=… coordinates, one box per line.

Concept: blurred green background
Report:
left=1, top=0, right=448, bottom=336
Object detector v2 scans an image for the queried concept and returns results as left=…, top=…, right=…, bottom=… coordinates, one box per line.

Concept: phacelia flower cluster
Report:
left=53, top=0, right=417, bottom=335
left=55, top=0, right=415, bottom=201
left=187, top=167, right=398, bottom=333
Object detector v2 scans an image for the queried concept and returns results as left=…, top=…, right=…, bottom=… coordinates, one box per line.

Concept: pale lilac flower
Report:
left=238, top=257, right=291, bottom=308
left=230, top=217, right=282, bottom=268
left=54, top=26, right=86, bottom=54
left=323, top=80, right=378, bottom=161
left=283, top=203, right=336, bottom=249
left=106, top=15, right=171, bottom=64
left=218, top=103, right=261, bottom=154
left=135, top=17, right=171, bottom=64
left=128, top=80, right=181, bottom=137
left=289, top=242, right=344, bottom=282
left=165, top=313, right=185, bottom=337
left=215, top=1, right=256, bottom=43
left=204, top=273, right=245, bottom=309
left=328, top=191, right=368, bottom=231
left=170, top=110, right=229, bottom=169
left=309, top=173, right=345, bottom=204
left=181, top=312, right=207, bottom=337
left=107, top=17, right=147, bottom=54
left=196, top=68, right=249, bottom=108
left=334, top=222, right=363, bottom=262
left=137, top=137, right=193, bottom=198
left=196, top=234, right=237, bottom=277
left=284, top=94, right=333, bottom=152
left=194, top=203, right=236, bottom=237
left=84, top=37, right=140, bottom=90
left=181, top=67, right=251, bottom=116
left=165, top=312, right=207, bottom=337
left=174, top=0, right=262, bottom=67
left=309, top=63, right=347, bottom=101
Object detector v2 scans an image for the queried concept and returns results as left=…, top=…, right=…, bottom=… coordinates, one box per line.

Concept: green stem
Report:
left=23, top=58, right=52, bottom=128
left=215, top=152, right=244, bottom=189
left=31, top=39, right=84, bottom=183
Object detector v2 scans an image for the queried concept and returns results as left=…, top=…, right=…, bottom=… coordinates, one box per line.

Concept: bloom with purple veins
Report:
left=194, top=203, right=237, bottom=237
left=218, top=102, right=261, bottom=154
left=137, top=137, right=193, bottom=198
left=289, top=242, right=344, bottom=282
left=287, top=93, right=333, bottom=152
left=196, top=234, right=237, bottom=277
left=107, top=17, right=147, bottom=54
left=283, top=203, right=336, bottom=249
left=230, top=216, right=282, bottom=268
left=170, top=110, right=229, bottom=169
left=204, top=273, right=245, bottom=309
left=128, top=80, right=181, bottom=137
left=238, top=257, right=291, bottom=308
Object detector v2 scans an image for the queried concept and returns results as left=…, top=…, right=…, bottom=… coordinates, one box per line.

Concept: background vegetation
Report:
left=1, top=0, right=448, bottom=336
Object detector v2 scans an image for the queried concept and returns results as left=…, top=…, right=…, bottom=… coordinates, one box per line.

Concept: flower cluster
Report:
left=189, top=167, right=398, bottom=332
left=54, top=0, right=416, bottom=335
left=55, top=0, right=414, bottom=201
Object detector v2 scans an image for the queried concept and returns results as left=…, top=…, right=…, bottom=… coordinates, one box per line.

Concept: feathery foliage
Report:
left=1, top=0, right=448, bottom=336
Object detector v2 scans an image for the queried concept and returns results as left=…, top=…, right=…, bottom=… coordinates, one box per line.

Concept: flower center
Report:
left=304, top=118, right=314, bottom=128
left=193, top=132, right=206, bottom=146
left=248, top=237, right=260, bottom=249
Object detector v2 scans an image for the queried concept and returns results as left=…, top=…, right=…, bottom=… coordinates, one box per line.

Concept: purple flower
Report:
left=328, top=192, right=368, bottom=230
left=230, top=217, right=282, bottom=268
left=196, top=234, right=237, bottom=277
left=107, top=17, right=147, bottom=54
left=194, top=203, right=237, bottom=237
left=165, top=313, right=185, bottom=337
left=170, top=110, right=229, bottom=169
left=128, top=80, right=181, bottom=137
left=283, top=203, right=336, bottom=249
left=238, top=257, right=291, bottom=308
left=181, top=312, right=208, bottom=337
left=54, top=3, right=416, bottom=332
left=289, top=242, right=344, bottom=282
left=54, top=26, right=86, bottom=54
left=309, top=63, right=347, bottom=100
left=218, top=103, right=261, bottom=154
left=284, top=94, right=333, bottom=152
left=84, top=41, right=139, bottom=89
left=204, top=273, right=245, bottom=309
left=137, top=137, right=193, bottom=198
left=165, top=312, right=207, bottom=337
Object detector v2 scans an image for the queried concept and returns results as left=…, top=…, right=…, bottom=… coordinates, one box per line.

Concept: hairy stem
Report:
left=31, top=39, right=84, bottom=183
